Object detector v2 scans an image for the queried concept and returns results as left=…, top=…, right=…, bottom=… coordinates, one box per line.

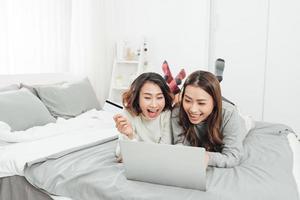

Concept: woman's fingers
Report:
left=116, top=118, right=128, bottom=128
left=113, top=114, right=133, bottom=137
left=204, top=152, right=209, bottom=168
left=113, top=114, right=122, bottom=122
left=117, top=122, right=128, bottom=132
left=114, top=115, right=127, bottom=127
left=113, top=114, right=124, bottom=123
left=114, top=115, right=127, bottom=124
left=114, top=117, right=130, bottom=135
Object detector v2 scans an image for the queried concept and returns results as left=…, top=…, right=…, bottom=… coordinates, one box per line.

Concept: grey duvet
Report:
left=0, top=175, right=52, bottom=200
left=24, top=122, right=299, bottom=200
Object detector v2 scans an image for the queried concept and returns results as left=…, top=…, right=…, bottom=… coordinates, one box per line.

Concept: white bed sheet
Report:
left=288, top=133, right=300, bottom=192
left=0, top=109, right=119, bottom=177
left=0, top=109, right=116, bottom=143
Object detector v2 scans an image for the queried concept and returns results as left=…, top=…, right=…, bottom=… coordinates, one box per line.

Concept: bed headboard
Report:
left=0, top=73, right=82, bottom=85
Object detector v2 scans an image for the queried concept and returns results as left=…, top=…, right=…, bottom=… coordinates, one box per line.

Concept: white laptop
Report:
left=120, top=140, right=207, bottom=191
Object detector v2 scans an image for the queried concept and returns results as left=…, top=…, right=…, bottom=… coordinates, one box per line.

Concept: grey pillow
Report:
left=35, top=78, right=100, bottom=119
left=0, top=84, right=20, bottom=92
left=0, top=89, right=56, bottom=131
left=20, top=82, right=65, bottom=97
left=20, top=83, right=39, bottom=97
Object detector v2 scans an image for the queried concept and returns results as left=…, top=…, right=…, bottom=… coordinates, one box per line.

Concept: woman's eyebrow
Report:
left=196, top=99, right=207, bottom=102
left=184, top=94, right=192, bottom=99
left=184, top=94, right=207, bottom=102
left=142, top=92, right=163, bottom=96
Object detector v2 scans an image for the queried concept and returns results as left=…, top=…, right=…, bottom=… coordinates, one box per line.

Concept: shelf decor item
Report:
left=109, top=39, right=148, bottom=104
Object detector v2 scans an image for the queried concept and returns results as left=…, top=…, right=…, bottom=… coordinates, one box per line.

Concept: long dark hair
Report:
left=179, top=70, right=223, bottom=152
left=122, top=72, right=173, bottom=116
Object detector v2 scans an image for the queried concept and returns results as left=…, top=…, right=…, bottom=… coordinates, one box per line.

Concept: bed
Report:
left=0, top=74, right=299, bottom=200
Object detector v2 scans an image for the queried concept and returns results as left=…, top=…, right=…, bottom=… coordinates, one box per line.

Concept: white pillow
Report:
left=0, top=121, right=11, bottom=132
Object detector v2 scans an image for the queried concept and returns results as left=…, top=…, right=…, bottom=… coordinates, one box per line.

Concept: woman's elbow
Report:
left=225, top=151, right=244, bottom=167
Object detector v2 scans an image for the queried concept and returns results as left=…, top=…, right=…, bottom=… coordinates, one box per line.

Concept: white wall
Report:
left=209, top=0, right=300, bottom=133
left=208, top=0, right=269, bottom=120
left=263, top=0, right=300, bottom=133
left=112, top=0, right=300, bottom=133
left=114, top=0, right=210, bottom=75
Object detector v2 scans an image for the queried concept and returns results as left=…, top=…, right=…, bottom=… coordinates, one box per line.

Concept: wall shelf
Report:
left=108, top=40, right=148, bottom=104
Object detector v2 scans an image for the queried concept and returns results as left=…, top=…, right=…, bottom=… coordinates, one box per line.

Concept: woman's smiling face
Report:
left=139, top=81, right=165, bottom=120
left=182, top=85, right=214, bottom=124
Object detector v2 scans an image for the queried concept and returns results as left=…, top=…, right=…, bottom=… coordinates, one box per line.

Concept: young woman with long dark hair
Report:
left=171, top=70, right=247, bottom=168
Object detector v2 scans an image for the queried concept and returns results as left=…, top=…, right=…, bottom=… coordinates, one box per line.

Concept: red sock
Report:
left=162, top=61, right=174, bottom=84
left=175, top=69, right=186, bottom=85
left=168, top=79, right=180, bottom=94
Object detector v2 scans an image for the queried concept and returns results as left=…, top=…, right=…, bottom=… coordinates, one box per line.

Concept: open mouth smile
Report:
left=146, top=108, right=160, bottom=118
left=188, top=113, right=203, bottom=121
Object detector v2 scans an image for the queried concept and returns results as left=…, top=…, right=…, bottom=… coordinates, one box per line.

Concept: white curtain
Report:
left=0, top=0, right=72, bottom=74
left=69, top=0, right=116, bottom=106
left=0, top=0, right=115, bottom=105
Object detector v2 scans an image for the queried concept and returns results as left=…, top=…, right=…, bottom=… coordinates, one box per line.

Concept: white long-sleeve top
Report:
left=115, top=110, right=172, bottom=157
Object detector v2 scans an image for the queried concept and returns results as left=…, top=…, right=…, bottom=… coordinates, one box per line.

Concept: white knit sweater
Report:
left=115, top=110, right=172, bottom=157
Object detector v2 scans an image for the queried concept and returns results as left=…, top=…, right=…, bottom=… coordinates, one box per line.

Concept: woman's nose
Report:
left=149, top=99, right=157, bottom=107
left=189, top=103, right=198, bottom=113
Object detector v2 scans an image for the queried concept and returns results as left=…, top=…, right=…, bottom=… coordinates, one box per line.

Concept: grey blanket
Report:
left=0, top=176, right=52, bottom=200
left=24, top=122, right=299, bottom=200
